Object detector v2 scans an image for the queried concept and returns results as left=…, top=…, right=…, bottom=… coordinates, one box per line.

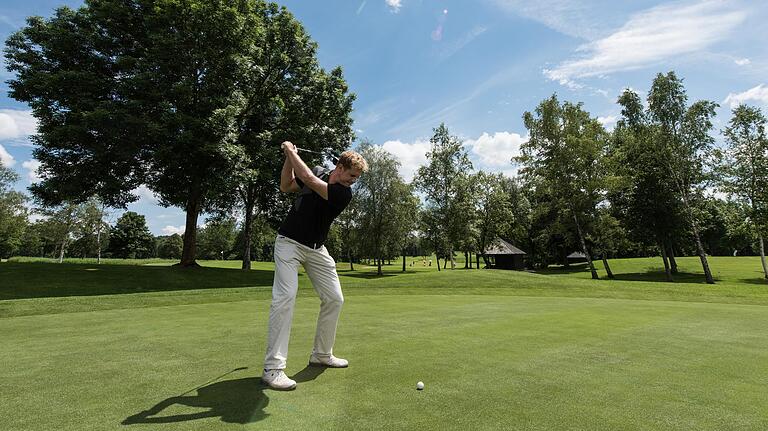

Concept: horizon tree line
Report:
left=1, top=1, right=766, bottom=282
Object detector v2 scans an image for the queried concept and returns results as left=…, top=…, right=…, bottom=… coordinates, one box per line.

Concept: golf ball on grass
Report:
left=416, top=381, right=424, bottom=390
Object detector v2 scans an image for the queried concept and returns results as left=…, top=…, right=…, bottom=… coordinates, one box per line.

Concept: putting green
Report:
left=3, top=294, right=767, bottom=430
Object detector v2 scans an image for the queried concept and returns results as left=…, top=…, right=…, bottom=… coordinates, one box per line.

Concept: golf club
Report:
left=295, top=147, right=340, bottom=165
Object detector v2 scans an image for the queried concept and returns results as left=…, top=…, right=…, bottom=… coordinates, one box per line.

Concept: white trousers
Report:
left=264, top=235, right=344, bottom=370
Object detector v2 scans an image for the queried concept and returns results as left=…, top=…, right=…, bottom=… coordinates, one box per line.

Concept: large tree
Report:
left=473, top=171, right=514, bottom=267
left=518, top=95, right=608, bottom=279
left=354, top=142, right=417, bottom=276
left=5, top=0, right=351, bottom=267
left=216, top=3, right=354, bottom=270
left=613, top=89, right=686, bottom=281
left=413, top=123, right=473, bottom=270
left=648, top=72, right=718, bottom=283
left=720, top=104, right=768, bottom=279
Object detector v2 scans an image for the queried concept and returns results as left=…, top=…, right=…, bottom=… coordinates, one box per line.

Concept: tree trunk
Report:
left=464, top=251, right=469, bottom=269
left=241, top=187, right=255, bottom=270
left=96, top=209, right=103, bottom=265
left=680, top=194, right=714, bottom=284
left=666, top=240, right=678, bottom=274
left=481, top=253, right=491, bottom=268
left=759, top=235, right=768, bottom=280
left=178, top=191, right=202, bottom=268
left=348, top=250, right=354, bottom=271
left=660, top=241, right=673, bottom=282
left=443, top=257, right=448, bottom=269
left=436, top=256, right=441, bottom=271
left=58, top=237, right=66, bottom=263
left=476, top=254, right=480, bottom=269
left=573, top=213, right=598, bottom=279
left=402, top=251, right=406, bottom=272
left=377, top=254, right=382, bottom=276
left=449, top=246, right=455, bottom=269
left=602, top=255, right=615, bottom=279
left=690, top=217, right=715, bottom=284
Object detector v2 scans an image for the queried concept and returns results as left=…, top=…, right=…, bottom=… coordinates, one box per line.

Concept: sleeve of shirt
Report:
left=327, top=183, right=352, bottom=209
left=295, top=166, right=324, bottom=189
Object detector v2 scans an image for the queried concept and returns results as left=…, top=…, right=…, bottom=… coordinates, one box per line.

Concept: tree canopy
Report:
left=4, top=0, right=354, bottom=267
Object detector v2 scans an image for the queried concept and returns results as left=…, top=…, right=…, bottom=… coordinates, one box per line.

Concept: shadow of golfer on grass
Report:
left=122, top=368, right=269, bottom=425
left=290, top=364, right=327, bottom=383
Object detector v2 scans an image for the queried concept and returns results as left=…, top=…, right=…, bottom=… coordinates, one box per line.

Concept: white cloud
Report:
left=544, top=1, right=746, bottom=85
left=0, top=144, right=15, bottom=167
left=465, top=132, right=526, bottom=169
left=734, top=58, right=751, bottom=66
left=0, top=109, right=37, bottom=140
left=162, top=225, right=185, bottom=235
left=597, top=115, right=618, bottom=130
left=381, top=139, right=431, bottom=182
left=131, top=185, right=159, bottom=204
left=723, top=84, right=768, bottom=109
left=491, top=0, right=633, bottom=41
left=357, top=1, right=367, bottom=15
left=21, top=159, right=41, bottom=183
left=385, top=0, right=402, bottom=13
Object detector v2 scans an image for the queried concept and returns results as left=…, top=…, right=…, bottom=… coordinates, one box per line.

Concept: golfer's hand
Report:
left=281, top=141, right=297, bottom=155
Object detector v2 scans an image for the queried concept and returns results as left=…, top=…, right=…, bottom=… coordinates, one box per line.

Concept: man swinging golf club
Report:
left=262, top=141, right=368, bottom=390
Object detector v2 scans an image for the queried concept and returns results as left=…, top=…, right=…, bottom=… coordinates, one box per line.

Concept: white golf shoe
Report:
left=309, top=353, right=349, bottom=368
left=261, top=369, right=297, bottom=390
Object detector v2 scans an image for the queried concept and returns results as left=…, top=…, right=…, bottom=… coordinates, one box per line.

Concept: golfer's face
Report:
left=338, top=167, right=362, bottom=187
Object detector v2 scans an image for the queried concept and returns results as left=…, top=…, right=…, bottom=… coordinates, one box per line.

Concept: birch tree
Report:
left=721, top=104, right=768, bottom=279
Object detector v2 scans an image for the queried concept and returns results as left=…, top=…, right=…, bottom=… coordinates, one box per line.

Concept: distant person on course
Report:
left=262, top=141, right=368, bottom=391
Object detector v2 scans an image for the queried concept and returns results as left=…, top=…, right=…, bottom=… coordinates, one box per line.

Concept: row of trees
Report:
left=2, top=1, right=766, bottom=283
left=2, top=79, right=766, bottom=284
left=0, top=172, right=279, bottom=262
left=515, top=72, right=768, bottom=283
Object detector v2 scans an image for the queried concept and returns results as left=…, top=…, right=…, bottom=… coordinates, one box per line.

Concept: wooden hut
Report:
left=482, top=239, right=527, bottom=270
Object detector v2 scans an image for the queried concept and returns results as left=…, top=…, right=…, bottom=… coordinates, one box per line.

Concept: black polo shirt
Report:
left=278, top=167, right=352, bottom=249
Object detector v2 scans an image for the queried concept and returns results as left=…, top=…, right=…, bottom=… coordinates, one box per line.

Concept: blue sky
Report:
left=2, top=0, right=767, bottom=235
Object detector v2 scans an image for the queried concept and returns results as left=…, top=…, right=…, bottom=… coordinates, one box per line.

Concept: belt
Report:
left=278, top=235, right=323, bottom=250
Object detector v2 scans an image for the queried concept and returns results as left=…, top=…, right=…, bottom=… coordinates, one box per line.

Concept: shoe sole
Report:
left=261, top=378, right=297, bottom=390
left=308, top=361, right=348, bottom=368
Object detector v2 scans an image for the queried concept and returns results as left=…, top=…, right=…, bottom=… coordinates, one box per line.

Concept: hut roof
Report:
left=485, top=239, right=526, bottom=255
left=567, top=251, right=587, bottom=259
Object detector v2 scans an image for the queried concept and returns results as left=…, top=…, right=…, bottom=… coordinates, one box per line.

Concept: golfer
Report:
left=262, top=141, right=368, bottom=390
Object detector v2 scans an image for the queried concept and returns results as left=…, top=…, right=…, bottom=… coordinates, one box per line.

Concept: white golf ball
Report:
left=416, top=381, right=424, bottom=390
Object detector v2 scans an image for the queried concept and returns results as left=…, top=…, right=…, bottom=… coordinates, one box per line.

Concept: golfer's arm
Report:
left=280, top=158, right=301, bottom=193
left=285, top=150, right=329, bottom=200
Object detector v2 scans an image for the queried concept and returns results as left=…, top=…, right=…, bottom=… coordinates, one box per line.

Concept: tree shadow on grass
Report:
left=739, top=278, right=768, bottom=285
left=537, top=263, right=721, bottom=284
left=536, top=263, right=591, bottom=275
left=610, top=272, right=719, bottom=284
left=339, top=271, right=400, bottom=279
left=122, top=369, right=269, bottom=426
left=0, top=262, right=274, bottom=300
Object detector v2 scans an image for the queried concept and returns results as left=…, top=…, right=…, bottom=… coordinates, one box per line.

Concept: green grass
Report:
left=1, top=256, right=767, bottom=430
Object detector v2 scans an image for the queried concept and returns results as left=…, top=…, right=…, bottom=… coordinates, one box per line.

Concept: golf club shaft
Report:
left=295, top=147, right=323, bottom=155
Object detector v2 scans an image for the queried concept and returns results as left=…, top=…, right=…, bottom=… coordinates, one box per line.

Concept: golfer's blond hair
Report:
left=338, top=150, right=369, bottom=172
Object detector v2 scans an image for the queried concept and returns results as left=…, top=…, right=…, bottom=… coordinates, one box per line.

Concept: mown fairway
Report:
left=1, top=256, right=767, bottom=430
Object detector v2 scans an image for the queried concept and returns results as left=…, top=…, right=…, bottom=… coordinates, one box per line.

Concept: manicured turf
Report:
left=1, top=256, right=767, bottom=430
